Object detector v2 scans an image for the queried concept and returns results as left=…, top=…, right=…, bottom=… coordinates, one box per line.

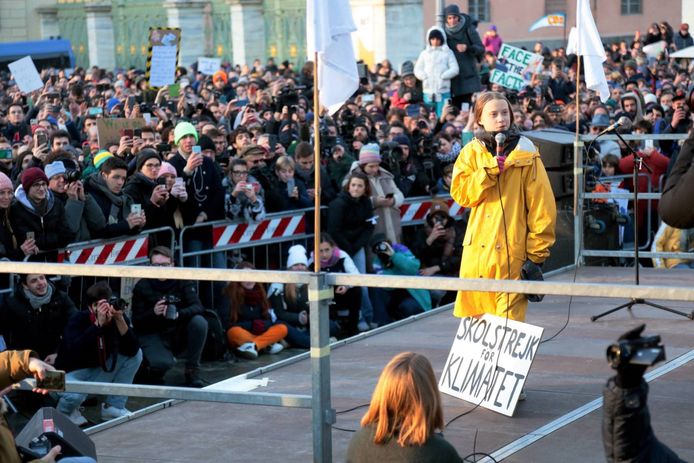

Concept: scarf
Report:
left=90, top=173, right=125, bottom=224
left=477, top=129, right=521, bottom=157
left=445, top=15, right=465, bottom=35
left=23, top=283, right=53, bottom=310
left=436, top=141, right=462, bottom=164
left=244, top=285, right=266, bottom=307
left=29, top=197, right=48, bottom=216
left=320, top=246, right=342, bottom=268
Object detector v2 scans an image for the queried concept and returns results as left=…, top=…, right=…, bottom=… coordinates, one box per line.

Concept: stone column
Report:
left=84, top=2, right=116, bottom=69
left=350, top=0, right=423, bottom=71
left=36, top=7, right=60, bottom=40
left=227, top=0, right=266, bottom=66
left=163, top=0, right=206, bottom=68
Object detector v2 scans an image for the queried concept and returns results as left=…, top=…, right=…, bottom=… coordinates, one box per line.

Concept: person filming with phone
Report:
left=223, top=158, right=266, bottom=222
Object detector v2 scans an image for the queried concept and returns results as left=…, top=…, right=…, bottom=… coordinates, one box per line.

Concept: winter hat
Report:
left=106, top=97, right=121, bottom=114
left=590, top=113, right=610, bottom=128
left=157, top=161, right=177, bottom=178
left=428, top=29, right=445, bottom=43
left=393, top=135, right=411, bottom=148
left=359, top=143, right=381, bottom=165
left=400, top=60, right=415, bottom=78
left=197, top=134, right=216, bottom=153
left=174, top=121, right=199, bottom=145
left=643, top=93, right=658, bottom=106
left=21, top=167, right=48, bottom=192
left=44, top=161, right=66, bottom=180
left=212, top=70, right=227, bottom=84
left=286, top=244, right=308, bottom=269
left=239, top=144, right=267, bottom=159
left=93, top=150, right=114, bottom=169
left=428, top=200, right=450, bottom=219
left=136, top=149, right=161, bottom=172
left=623, top=60, right=638, bottom=71
left=444, top=4, right=461, bottom=17
left=0, top=172, right=13, bottom=191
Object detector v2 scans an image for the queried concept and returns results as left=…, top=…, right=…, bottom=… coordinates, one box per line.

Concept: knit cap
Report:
left=136, top=149, right=161, bottom=172
left=213, top=70, right=227, bottom=84
left=286, top=244, right=308, bottom=269
left=239, top=144, right=267, bottom=159
left=428, top=200, right=450, bottom=218
left=0, top=172, right=13, bottom=191
left=174, top=121, right=199, bottom=145
left=93, top=150, right=114, bottom=169
left=21, top=167, right=48, bottom=192
left=157, top=161, right=178, bottom=178
left=44, top=161, right=66, bottom=180
left=359, top=143, right=381, bottom=165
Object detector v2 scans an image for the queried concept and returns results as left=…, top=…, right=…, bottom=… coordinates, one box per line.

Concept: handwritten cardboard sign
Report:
left=96, top=118, right=146, bottom=148
left=491, top=44, right=543, bottom=91
left=439, top=314, right=544, bottom=416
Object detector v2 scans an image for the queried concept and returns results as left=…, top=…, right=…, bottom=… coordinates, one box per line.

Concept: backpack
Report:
left=201, top=309, right=228, bottom=361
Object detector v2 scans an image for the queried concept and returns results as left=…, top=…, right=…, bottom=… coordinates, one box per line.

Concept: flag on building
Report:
left=566, top=0, right=609, bottom=102
left=528, top=13, right=566, bottom=32
left=306, top=0, right=359, bottom=115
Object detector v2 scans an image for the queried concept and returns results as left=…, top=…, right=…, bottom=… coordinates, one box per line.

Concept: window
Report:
left=621, top=0, right=642, bottom=15
left=545, top=0, right=566, bottom=15
left=469, top=0, right=489, bottom=23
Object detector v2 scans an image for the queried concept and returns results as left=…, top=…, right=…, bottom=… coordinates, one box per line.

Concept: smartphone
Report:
left=174, top=177, right=184, bottom=187
left=168, top=84, right=180, bottom=97
left=461, top=102, right=470, bottom=112
left=120, top=129, right=134, bottom=139
left=130, top=204, right=142, bottom=215
left=286, top=178, right=295, bottom=196
left=35, top=370, right=66, bottom=392
left=87, top=107, right=103, bottom=116
left=362, top=94, right=375, bottom=103
left=127, top=96, right=136, bottom=108
left=0, top=148, right=12, bottom=160
left=192, top=145, right=202, bottom=155
left=26, top=231, right=35, bottom=241
left=133, top=128, right=142, bottom=138
left=36, top=132, right=48, bottom=146
left=385, top=193, right=394, bottom=199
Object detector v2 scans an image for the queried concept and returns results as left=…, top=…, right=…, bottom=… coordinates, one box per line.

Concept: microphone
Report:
left=494, top=132, right=507, bottom=157
left=597, top=116, right=632, bottom=137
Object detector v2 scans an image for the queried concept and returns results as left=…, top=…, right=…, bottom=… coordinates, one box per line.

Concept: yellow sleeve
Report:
left=0, top=350, right=33, bottom=389
left=524, top=157, right=557, bottom=263
left=450, top=141, right=500, bottom=208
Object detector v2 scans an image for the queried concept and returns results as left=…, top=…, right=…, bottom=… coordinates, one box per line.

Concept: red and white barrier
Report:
left=212, top=214, right=306, bottom=247
left=400, top=198, right=463, bottom=224
left=58, top=236, right=149, bottom=265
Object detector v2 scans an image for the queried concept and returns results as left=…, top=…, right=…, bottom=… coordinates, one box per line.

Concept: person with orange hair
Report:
left=223, top=262, right=288, bottom=359
left=346, top=352, right=463, bottom=462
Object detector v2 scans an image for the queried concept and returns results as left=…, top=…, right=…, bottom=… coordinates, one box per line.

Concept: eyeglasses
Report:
left=143, top=163, right=161, bottom=169
left=232, top=170, right=248, bottom=175
left=31, top=182, right=48, bottom=189
left=150, top=262, right=172, bottom=267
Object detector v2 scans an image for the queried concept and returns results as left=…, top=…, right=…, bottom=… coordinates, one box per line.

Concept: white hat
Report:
left=286, top=244, right=308, bottom=269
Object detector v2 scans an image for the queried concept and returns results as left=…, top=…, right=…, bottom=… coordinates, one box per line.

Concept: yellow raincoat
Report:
left=450, top=136, right=556, bottom=321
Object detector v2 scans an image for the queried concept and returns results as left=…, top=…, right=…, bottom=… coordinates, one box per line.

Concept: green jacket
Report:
left=374, top=247, right=432, bottom=312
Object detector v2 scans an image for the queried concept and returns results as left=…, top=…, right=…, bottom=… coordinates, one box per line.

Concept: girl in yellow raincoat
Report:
left=450, top=92, right=556, bottom=321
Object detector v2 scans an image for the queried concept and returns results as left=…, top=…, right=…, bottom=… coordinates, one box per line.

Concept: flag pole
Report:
left=313, top=52, right=321, bottom=273
left=573, top=2, right=584, bottom=267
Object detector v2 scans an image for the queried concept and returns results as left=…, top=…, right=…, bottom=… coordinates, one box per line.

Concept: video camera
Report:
left=606, top=329, right=665, bottom=369
left=273, top=85, right=306, bottom=112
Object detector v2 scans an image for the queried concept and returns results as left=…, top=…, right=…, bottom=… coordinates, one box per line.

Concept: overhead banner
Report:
left=439, top=314, right=544, bottom=416
left=8, top=56, right=44, bottom=93
left=529, top=13, right=566, bottom=32
left=490, top=43, right=543, bottom=91
left=146, top=27, right=181, bottom=88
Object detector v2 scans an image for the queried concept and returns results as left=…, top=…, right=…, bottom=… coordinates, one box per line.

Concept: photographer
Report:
left=603, top=325, right=685, bottom=463
left=55, top=281, right=142, bottom=425
left=131, top=246, right=208, bottom=387
left=223, top=158, right=266, bottom=222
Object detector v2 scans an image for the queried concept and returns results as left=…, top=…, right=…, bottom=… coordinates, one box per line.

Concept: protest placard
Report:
left=96, top=118, right=146, bottom=148
left=491, top=44, right=543, bottom=92
left=147, top=28, right=181, bottom=87
left=198, top=57, right=222, bottom=75
left=8, top=56, right=44, bottom=93
left=439, top=314, right=544, bottom=416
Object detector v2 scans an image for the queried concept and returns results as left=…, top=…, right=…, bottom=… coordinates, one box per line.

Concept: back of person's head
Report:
left=294, top=141, right=313, bottom=160
left=361, top=352, right=443, bottom=447
left=85, top=280, right=112, bottom=307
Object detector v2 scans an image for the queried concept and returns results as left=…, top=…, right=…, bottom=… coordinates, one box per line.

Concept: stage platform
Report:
left=89, top=266, right=694, bottom=462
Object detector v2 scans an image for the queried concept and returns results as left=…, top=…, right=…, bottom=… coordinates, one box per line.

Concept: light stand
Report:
left=591, top=132, right=694, bottom=321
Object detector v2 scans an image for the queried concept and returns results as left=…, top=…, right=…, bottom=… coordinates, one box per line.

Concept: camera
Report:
left=65, top=169, right=81, bottom=183
left=433, top=216, right=446, bottom=227
left=606, top=333, right=665, bottom=369
left=164, top=295, right=181, bottom=320
left=108, top=296, right=128, bottom=311
left=372, top=241, right=392, bottom=265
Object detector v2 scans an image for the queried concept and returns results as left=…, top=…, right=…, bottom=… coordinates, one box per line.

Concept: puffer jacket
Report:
left=414, top=26, right=460, bottom=96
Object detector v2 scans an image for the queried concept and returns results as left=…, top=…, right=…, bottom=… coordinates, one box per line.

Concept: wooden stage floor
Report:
left=89, top=267, right=694, bottom=462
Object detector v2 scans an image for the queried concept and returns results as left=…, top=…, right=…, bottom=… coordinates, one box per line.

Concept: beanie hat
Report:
left=93, top=150, right=114, bottom=169
left=212, top=70, right=227, bottom=84
left=428, top=200, right=450, bottom=218
left=21, top=167, right=48, bottom=192
left=286, top=244, right=308, bottom=269
left=0, top=172, right=13, bottom=191
left=136, top=149, right=161, bottom=172
left=44, top=161, right=66, bottom=180
left=624, top=60, right=637, bottom=70
left=198, top=134, right=216, bottom=153
left=400, top=60, right=415, bottom=78
left=106, top=97, right=121, bottom=114
left=428, top=29, right=445, bottom=43
left=393, top=135, right=411, bottom=147
left=174, top=121, right=199, bottom=145
left=643, top=93, right=657, bottom=106
left=157, top=161, right=177, bottom=178
left=359, top=143, right=381, bottom=165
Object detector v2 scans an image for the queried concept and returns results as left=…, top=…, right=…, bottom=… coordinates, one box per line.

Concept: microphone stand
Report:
left=591, top=131, right=693, bottom=321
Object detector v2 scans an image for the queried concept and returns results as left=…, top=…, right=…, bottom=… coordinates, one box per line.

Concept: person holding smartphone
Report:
left=223, top=158, right=266, bottom=222
left=265, top=156, right=311, bottom=213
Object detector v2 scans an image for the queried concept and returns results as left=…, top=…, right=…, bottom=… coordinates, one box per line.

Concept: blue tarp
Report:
left=0, top=39, right=74, bottom=67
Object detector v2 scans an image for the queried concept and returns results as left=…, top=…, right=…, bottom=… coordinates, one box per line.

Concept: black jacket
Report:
left=131, top=278, right=204, bottom=335
left=410, top=217, right=466, bottom=276
left=55, top=310, right=140, bottom=372
left=122, top=173, right=181, bottom=232
left=660, top=132, right=694, bottom=228
left=264, top=175, right=312, bottom=213
left=603, top=378, right=685, bottom=463
left=327, top=191, right=374, bottom=256
left=9, top=188, right=73, bottom=253
left=1, top=282, right=78, bottom=359
left=294, top=165, right=337, bottom=205
left=168, top=152, right=225, bottom=224
left=84, top=173, right=137, bottom=239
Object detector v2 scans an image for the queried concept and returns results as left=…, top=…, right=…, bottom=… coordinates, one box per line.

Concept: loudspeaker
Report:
left=15, top=407, right=97, bottom=460
left=524, top=128, right=576, bottom=169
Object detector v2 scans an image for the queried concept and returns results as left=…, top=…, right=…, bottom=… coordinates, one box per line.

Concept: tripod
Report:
left=591, top=133, right=694, bottom=321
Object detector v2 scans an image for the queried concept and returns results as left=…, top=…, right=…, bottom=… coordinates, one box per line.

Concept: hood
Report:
left=620, top=92, right=644, bottom=120
left=14, top=184, right=55, bottom=215
left=425, top=26, right=448, bottom=49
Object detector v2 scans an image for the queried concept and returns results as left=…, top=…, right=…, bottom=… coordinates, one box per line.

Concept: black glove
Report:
left=614, top=324, right=650, bottom=389
left=521, top=260, right=544, bottom=302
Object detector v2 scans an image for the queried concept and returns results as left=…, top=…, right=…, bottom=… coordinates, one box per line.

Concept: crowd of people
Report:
left=1, top=4, right=693, bottom=442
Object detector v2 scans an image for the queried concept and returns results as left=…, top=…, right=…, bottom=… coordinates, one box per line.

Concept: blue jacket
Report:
left=373, top=245, right=432, bottom=311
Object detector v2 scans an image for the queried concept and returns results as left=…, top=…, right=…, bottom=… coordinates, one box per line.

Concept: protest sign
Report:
left=642, top=40, right=666, bottom=58
left=198, top=57, right=222, bottom=75
left=8, top=56, right=44, bottom=93
left=491, top=44, right=543, bottom=92
left=146, top=28, right=181, bottom=87
left=439, top=314, right=544, bottom=416
left=96, top=118, right=146, bottom=148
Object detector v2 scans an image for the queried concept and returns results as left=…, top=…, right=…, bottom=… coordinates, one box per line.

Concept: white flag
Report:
left=306, top=0, right=359, bottom=115
left=566, top=0, right=609, bottom=102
